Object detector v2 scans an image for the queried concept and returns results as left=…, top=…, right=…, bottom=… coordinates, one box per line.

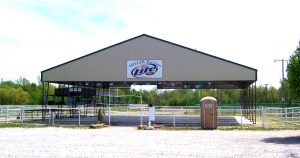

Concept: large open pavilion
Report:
left=41, top=34, right=257, bottom=123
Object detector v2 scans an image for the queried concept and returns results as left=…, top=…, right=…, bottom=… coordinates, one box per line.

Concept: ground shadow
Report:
left=262, top=136, right=300, bottom=145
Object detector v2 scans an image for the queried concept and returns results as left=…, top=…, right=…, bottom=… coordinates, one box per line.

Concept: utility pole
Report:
left=274, top=59, right=288, bottom=106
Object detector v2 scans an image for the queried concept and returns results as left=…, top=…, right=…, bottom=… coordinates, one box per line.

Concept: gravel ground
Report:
left=0, top=127, right=299, bottom=158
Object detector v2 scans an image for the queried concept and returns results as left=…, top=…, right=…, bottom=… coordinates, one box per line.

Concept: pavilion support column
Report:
left=42, top=81, right=45, bottom=120
left=46, top=82, right=50, bottom=106
left=61, top=83, right=66, bottom=117
left=241, top=87, right=253, bottom=122
left=240, top=83, right=256, bottom=124
left=244, top=89, right=247, bottom=118
left=253, top=82, right=257, bottom=124
left=240, top=89, right=246, bottom=118
left=248, top=86, right=253, bottom=122
left=247, top=86, right=251, bottom=121
left=42, top=82, right=50, bottom=120
left=46, top=82, right=50, bottom=120
left=42, top=81, right=45, bottom=106
left=67, top=84, right=70, bottom=105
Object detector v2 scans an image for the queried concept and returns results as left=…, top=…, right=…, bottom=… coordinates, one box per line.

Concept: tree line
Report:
left=121, top=85, right=292, bottom=106
left=0, top=77, right=55, bottom=105
left=0, top=77, right=297, bottom=106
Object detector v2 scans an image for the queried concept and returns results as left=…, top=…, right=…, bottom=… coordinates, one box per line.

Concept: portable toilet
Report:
left=200, top=96, right=218, bottom=129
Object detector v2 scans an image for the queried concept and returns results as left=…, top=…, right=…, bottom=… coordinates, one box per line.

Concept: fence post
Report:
left=21, top=107, right=24, bottom=124
left=5, top=106, right=8, bottom=123
left=299, top=108, right=300, bottom=121
left=240, top=108, right=243, bottom=126
left=108, top=107, right=111, bottom=126
left=127, top=106, right=129, bottom=116
left=78, top=108, right=81, bottom=126
left=140, top=107, right=143, bottom=125
left=284, top=108, right=287, bottom=123
left=173, top=111, right=175, bottom=128
left=48, top=108, right=51, bottom=125
left=262, top=107, right=265, bottom=128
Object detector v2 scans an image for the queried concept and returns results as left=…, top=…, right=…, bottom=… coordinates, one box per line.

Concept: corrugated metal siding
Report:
left=42, top=35, right=256, bottom=82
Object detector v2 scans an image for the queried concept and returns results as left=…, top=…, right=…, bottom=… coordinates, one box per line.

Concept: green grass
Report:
left=1, top=122, right=299, bottom=130
left=158, top=125, right=300, bottom=131
left=0, top=123, right=48, bottom=128
left=158, top=127, right=202, bottom=131
left=0, top=123, right=91, bottom=129
left=286, top=117, right=300, bottom=122
left=52, top=125, right=91, bottom=129
left=218, top=125, right=300, bottom=131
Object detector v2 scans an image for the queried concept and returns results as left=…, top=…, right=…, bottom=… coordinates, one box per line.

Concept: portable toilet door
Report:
left=200, top=96, right=218, bottom=129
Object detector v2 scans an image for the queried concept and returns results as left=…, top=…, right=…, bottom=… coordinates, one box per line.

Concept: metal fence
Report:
left=259, top=107, right=300, bottom=127
left=0, top=105, right=299, bottom=128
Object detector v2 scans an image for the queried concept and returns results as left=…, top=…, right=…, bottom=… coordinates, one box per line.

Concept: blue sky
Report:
left=0, top=0, right=300, bottom=89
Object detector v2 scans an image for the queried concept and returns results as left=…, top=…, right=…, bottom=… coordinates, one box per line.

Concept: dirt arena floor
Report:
left=0, top=127, right=299, bottom=158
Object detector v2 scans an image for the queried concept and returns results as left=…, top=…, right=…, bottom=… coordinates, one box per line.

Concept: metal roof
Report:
left=41, top=34, right=257, bottom=89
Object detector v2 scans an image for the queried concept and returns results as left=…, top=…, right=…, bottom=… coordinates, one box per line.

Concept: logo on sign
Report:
left=127, top=60, right=162, bottom=78
left=131, top=64, right=158, bottom=78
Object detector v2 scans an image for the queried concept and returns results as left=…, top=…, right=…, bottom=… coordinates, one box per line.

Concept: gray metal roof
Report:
left=41, top=34, right=257, bottom=89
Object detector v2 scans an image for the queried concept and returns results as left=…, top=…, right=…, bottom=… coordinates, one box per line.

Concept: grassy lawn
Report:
left=159, top=125, right=300, bottom=131
left=1, top=122, right=299, bottom=130
left=0, top=123, right=90, bottom=129
left=218, top=125, right=300, bottom=130
left=0, top=123, right=48, bottom=128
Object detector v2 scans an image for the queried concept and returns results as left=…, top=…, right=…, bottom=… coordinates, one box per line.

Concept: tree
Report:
left=0, top=86, right=29, bottom=104
left=0, top=77, right=49, bottom=105
left=287, top=46, right=300, bottom=101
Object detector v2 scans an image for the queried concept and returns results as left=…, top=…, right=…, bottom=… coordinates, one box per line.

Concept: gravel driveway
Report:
left=0, top=127, right=299, bottom=158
